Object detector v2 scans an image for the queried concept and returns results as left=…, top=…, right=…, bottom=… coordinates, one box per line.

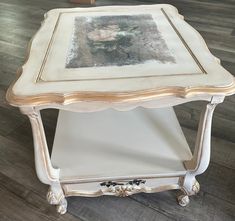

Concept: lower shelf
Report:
left=51, top=107, right=192, bottom=182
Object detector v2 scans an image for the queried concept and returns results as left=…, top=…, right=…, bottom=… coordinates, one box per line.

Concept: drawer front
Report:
left=62, top=176, right=182, bottom=197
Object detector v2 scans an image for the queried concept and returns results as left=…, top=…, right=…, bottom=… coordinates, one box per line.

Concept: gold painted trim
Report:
left=26, top=108, right=60, bottom=182
left=36, top=8, right=205, bottom=83
left=36, top=12, right=62, bottom=82
left=6, top=7, right=235, bottom=107
left=6, top=80, right=235, bottom=106
left=161, top=8, right=206, bottom=74
left=62, top=184, right=180, bottom=197
left=38, top=72, right=203, bottom=83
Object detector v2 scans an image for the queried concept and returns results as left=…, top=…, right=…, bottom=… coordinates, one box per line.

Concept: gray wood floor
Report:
left=0, top=0, right=234, bottom=220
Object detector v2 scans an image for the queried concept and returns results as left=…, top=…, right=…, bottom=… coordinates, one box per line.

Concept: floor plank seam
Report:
left=67, top=212, right=87, bottom=221
left=0, top=185, right=56, bottom=221
left=209, top=161, right=235, bottom=171
left=0, top=172, right=48, bottom=206
left=200, top=190, right=235, bottom=206
left=129, top=196, right=178, bottom=221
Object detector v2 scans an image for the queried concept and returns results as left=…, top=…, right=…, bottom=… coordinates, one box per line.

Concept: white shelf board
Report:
left=51, top=107, right=192, bottom=182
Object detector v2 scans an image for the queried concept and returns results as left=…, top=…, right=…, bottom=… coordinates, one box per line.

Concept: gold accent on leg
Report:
left=192, top=180, right=200, bottom=194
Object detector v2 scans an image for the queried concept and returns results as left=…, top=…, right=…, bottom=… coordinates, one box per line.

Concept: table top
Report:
left=7, top=4, right=235, bottom=107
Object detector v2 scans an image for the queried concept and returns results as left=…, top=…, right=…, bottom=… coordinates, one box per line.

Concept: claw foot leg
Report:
left=177, top=194, right=190, bottom=207
left=47, top=186, right=67, bottom=214
left=56, top=198, right=67, bottom=215
left=192, top=180, right=200, bottom=194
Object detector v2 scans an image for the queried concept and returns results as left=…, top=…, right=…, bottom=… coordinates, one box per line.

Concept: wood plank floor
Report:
left=0, top=0, right=234, bottom=220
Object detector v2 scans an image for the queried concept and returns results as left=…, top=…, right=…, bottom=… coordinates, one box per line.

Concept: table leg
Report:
left=47, top=183, right=68, bottom=214
left=179, top=97, right=224, bottom=206
left=20, top=107, right=67, bottom=214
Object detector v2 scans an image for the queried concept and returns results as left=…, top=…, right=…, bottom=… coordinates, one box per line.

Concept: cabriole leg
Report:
left=177, top=178, right=200, bottom=207
left=47, top=183, right=67, bottom=214
left=181, top=97, right=224, bottom=204
left=20, top=107, right=66, bottom=214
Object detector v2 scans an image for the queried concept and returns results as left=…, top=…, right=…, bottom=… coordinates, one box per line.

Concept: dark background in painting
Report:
left=66, top=14, right=175, bottom=68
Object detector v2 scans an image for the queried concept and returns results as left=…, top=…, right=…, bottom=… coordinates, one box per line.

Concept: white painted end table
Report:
left=7, top=5, right=235, bottom=214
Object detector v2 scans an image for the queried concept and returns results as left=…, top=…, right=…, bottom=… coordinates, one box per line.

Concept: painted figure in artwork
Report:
left=66, top=14, right=175, bottom=68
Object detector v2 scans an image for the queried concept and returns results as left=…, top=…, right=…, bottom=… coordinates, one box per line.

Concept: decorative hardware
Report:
left=100, top=179, right=146, bottom=197
left=100, top=179, right=146, bottom=187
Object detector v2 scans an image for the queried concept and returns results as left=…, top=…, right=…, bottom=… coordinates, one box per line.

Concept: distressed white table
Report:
left=7, top=4, right=235, bottom=214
